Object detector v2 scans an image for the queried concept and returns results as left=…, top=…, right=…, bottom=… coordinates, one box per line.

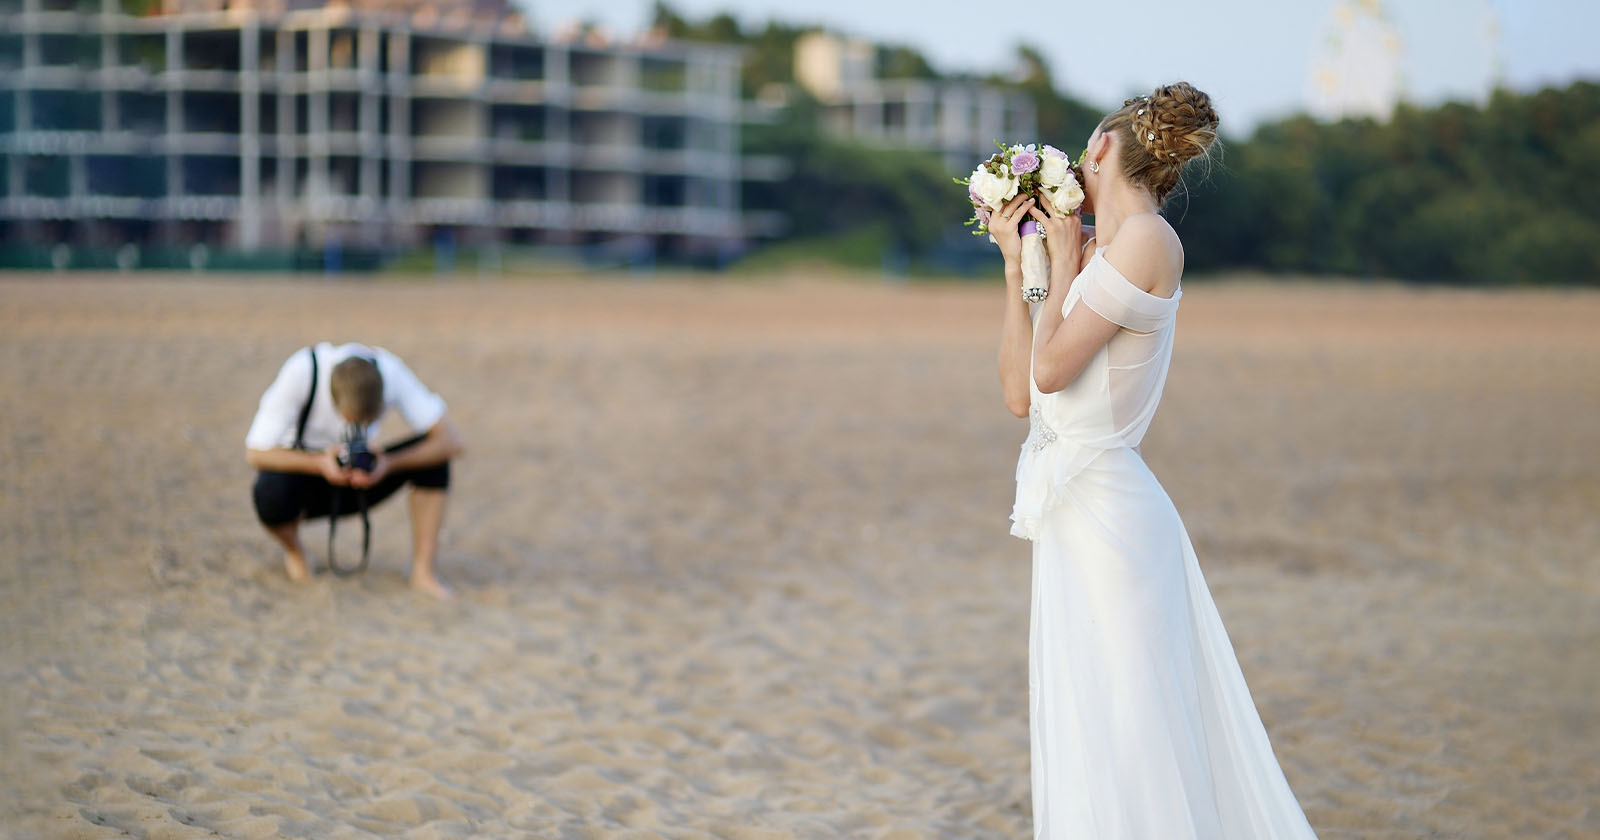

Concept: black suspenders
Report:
left=293, top=346, right=317, bottom=452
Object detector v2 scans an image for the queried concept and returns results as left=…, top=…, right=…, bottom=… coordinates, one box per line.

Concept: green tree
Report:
left=1012, top=44, right=1104, bottom=149
left=744, top=95, right=966, bottom=255
left=1175, top=81, right=1600, bottom=284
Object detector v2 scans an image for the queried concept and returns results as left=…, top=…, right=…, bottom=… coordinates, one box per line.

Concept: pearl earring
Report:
left=1087, top=160, right=1099, bottom=174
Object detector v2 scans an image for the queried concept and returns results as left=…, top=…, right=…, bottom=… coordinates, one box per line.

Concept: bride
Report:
left=986, top=82, right=1320, bottom=838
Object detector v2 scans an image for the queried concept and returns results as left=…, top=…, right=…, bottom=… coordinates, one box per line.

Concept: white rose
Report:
left=1046, top=180, right=1085, bottom=215
left=970, top=167, right=1020, bottom=212
left=1039, top=153, right=1071, bottom=188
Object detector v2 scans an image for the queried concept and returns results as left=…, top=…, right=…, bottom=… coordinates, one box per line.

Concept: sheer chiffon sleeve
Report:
left=1072, top=252, right=1181, bottom=333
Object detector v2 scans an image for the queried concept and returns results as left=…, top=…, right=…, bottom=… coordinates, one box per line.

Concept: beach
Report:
left=1, top=272, right=1596, bottom=839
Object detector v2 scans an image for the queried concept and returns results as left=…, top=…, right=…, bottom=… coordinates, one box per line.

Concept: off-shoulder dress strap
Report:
left=1070, top=251, right=1182, bottom=333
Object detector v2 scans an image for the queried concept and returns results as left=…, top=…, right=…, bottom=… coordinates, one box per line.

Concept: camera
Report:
left=339, top=427, right=378, bottom=472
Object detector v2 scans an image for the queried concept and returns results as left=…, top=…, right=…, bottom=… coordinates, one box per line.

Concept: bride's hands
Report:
left=988, top=194, right=1035, bottom=269
left=1027, top=200, right=1083, bottom=273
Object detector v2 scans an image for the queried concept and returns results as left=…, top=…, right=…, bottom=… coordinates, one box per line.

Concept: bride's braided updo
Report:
left=1100, top=81, right=1219, bottom=205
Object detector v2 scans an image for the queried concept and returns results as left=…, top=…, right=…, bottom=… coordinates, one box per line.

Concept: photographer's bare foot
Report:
left=284, top=551, right=311, bottom=583
left=411, top=572, right=453, bottom=600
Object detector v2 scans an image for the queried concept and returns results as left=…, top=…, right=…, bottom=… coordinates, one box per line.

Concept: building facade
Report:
left=0, top=0, right=781, bottom=265
left=794, top=32, right=1036, bottom=174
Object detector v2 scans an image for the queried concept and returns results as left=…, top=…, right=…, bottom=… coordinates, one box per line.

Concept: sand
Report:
left=0, top=272, right=1596, bottom=839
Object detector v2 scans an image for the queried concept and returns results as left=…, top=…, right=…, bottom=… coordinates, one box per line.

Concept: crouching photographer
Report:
left=245, top=343, right=464, bottom=599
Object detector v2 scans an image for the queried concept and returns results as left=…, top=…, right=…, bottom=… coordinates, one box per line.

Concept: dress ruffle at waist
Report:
left=1010, top=406, right=1121, bottom=541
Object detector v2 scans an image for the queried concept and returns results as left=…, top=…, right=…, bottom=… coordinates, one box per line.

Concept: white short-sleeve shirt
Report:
left=245, top=342, right=447, bottom=452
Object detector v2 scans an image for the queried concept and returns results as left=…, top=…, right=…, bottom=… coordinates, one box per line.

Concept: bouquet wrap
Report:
left=1018, top=220, right=1050, bottom=303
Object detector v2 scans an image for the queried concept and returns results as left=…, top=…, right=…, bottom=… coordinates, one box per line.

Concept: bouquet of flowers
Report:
left=956, top=143, right=1085, bottom=302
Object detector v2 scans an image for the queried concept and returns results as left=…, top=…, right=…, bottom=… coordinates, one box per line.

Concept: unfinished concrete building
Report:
left=0, top=0, right=781, bottom=267
left=793, top=31, right=1037, bottom=174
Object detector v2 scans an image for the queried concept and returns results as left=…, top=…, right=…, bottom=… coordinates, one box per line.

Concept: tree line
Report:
left=1174, top=81, right=1600, bottom=285
left=650, top=4, right=1598, bottom=284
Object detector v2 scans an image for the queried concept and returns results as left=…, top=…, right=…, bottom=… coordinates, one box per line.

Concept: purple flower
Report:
left=1042, top=144, right=1068, bottom=160
left=976, top=206, right=992, bottom=227
left=969, top=184, right=983, bottom=204
left=1010, top=150, right=1040, bottom=175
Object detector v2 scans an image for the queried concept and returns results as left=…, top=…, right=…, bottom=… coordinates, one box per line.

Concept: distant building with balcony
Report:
left=793, top=31, right=1036, bottom=174
left=0, top=0, right=784, bottom=266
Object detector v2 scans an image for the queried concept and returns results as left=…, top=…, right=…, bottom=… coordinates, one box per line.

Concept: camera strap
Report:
left=326, top=488, right=372, bottom=577
left=295, top=345, right=370, bottom=576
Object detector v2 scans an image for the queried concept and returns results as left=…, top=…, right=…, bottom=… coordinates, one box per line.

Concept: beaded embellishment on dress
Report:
left=1029, top=403, right=1057, bottom=451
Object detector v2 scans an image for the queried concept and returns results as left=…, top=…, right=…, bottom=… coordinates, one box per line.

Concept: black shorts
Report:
left=253, top=434, right=450, bottom=526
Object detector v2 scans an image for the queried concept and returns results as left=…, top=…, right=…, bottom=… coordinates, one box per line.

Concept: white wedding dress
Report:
left=1012, top=249, right=1318, bottom=839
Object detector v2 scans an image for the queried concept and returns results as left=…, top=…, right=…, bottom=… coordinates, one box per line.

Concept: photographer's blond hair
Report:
left=1101, top=82, right=1220, bottom=206
left=330, top=356, right=383, bottom=423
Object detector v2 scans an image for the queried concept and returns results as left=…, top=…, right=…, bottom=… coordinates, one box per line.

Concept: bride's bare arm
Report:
left=991, top=194, right=1037, bottom=418
left=998, top=261, right=1033, bottom=417
left=1032, top=295, right=1124, bottom=393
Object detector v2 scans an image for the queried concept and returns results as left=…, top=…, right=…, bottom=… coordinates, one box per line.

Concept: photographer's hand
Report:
left=320, top=448, right=353, bottom=487
left=348, top=453, right=389, bottom=490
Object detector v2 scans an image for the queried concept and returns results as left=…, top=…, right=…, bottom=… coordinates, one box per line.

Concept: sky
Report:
left=521, top=0, right=1600, bottom=135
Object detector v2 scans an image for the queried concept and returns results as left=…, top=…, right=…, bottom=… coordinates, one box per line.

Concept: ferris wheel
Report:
left=1308, top=0, right=1406, bottom=121
left=1309, top=0, right=1505, bottom=121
